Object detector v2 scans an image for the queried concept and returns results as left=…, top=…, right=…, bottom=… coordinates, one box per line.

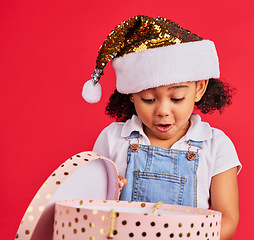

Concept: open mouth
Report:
left=156, top=124, right=173, bottom=132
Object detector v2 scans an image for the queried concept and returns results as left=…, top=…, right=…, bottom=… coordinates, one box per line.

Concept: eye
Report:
left=141, top=98, right=155, bottom=103
left=171, top=97, right=185, bottom=103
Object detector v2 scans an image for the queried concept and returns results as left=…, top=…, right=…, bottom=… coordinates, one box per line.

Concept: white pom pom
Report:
left=82, top=79, right=102, bottom=103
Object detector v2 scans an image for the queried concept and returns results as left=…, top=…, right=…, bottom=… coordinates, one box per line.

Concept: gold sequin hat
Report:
left=82, top=15, right=220, bottom=103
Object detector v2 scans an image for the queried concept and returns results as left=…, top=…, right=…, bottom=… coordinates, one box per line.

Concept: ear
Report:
left=129, top=94, right=134, bottom=103
left=195, top=80, right=209, bottom=102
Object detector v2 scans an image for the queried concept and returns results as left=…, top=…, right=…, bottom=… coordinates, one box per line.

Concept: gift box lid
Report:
left=15, top=151, right=119, bottom=240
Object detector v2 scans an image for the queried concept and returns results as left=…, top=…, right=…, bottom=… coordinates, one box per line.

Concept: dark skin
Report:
left=106, top=78, right=235, bottom=122
left=118, top=81, right=239, bottom=239
left=210, top=167, right=239, bottom=239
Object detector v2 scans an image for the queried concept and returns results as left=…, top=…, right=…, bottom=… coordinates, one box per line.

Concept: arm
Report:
left=93, top=124, right=128, bottom=189
left=210, top=167, right=239, bottom=240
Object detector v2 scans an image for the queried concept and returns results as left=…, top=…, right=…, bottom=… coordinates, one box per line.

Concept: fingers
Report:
left=118, top=176, right=128, bottom=188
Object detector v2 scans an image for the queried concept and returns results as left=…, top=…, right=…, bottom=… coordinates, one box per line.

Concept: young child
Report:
left=82, top=15, right=241, bottom=239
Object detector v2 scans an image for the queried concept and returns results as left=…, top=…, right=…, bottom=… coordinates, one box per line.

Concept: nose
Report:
left=156, top=101, right=171, bottom=117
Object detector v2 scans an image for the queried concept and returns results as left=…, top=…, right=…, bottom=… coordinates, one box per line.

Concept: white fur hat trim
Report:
left=111, top=40, right=220, bottom=94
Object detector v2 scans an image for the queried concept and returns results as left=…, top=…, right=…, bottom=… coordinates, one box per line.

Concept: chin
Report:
left=156, top=134, right=172, bottom=141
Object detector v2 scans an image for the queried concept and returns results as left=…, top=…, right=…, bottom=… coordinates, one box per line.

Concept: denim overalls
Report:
left=120, top=131, right=203, bottom=207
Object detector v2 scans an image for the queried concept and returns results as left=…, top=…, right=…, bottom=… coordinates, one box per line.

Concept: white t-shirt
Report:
left=93, top=113, right=241, bottom=209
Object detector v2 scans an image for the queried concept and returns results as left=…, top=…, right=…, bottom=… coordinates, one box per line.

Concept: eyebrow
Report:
left=168, top=85, right=189, bottom=90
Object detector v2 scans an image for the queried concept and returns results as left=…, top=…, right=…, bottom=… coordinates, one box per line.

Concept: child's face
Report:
left=130, top=81, right=208, bottom=146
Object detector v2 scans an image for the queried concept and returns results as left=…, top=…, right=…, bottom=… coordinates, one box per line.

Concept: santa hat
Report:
left=82, top=15, right=220, bottom=103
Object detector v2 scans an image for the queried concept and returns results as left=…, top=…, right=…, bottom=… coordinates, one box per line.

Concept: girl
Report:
left=82, top=15, right=241, bottom=239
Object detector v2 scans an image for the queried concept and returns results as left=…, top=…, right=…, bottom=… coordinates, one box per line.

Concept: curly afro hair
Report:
left=105, top=78, right=236, bottom=122
left=195, top=78, right=235, bottom=114
left=105, top=90, right=136, bottom=122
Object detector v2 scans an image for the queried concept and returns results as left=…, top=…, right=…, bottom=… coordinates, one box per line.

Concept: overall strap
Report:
left=126, top=131, right=140, bottom=140
left=188, top=139, right=203, bottom=149
left=126, top=131, right=141, bottom=153
left=186, top=140, right=203, bottom=161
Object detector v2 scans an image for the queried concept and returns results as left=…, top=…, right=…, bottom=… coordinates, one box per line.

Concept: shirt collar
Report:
left=184, top=113, right=212, bottom=142
left=121, top=115, right=144, bottom=138
left=121, top=113, right=212, bottom=141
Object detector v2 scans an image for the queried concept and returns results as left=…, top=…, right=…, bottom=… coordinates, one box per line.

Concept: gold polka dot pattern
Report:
left=15, top=151, right=119, bottom=240
left=54, top=200, right=221, bottom=239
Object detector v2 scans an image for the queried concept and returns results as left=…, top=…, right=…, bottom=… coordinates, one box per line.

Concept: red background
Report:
left=1, top=0, right=253, bottom=239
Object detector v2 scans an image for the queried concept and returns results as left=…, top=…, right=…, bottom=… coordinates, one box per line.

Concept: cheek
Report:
left=173, top=102, right=195, bottom=121
left=135, top=104, right=153, bottom=122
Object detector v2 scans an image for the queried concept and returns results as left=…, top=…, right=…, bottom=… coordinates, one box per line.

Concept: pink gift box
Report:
left=54, top=200, right=221, bottom=240
left=16, top=151, right=221, bottom=240
left=15, top=152, right=119, bottom=240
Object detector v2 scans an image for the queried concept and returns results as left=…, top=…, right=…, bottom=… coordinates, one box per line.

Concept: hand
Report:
left=118, top=176, right=127, bottom=188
